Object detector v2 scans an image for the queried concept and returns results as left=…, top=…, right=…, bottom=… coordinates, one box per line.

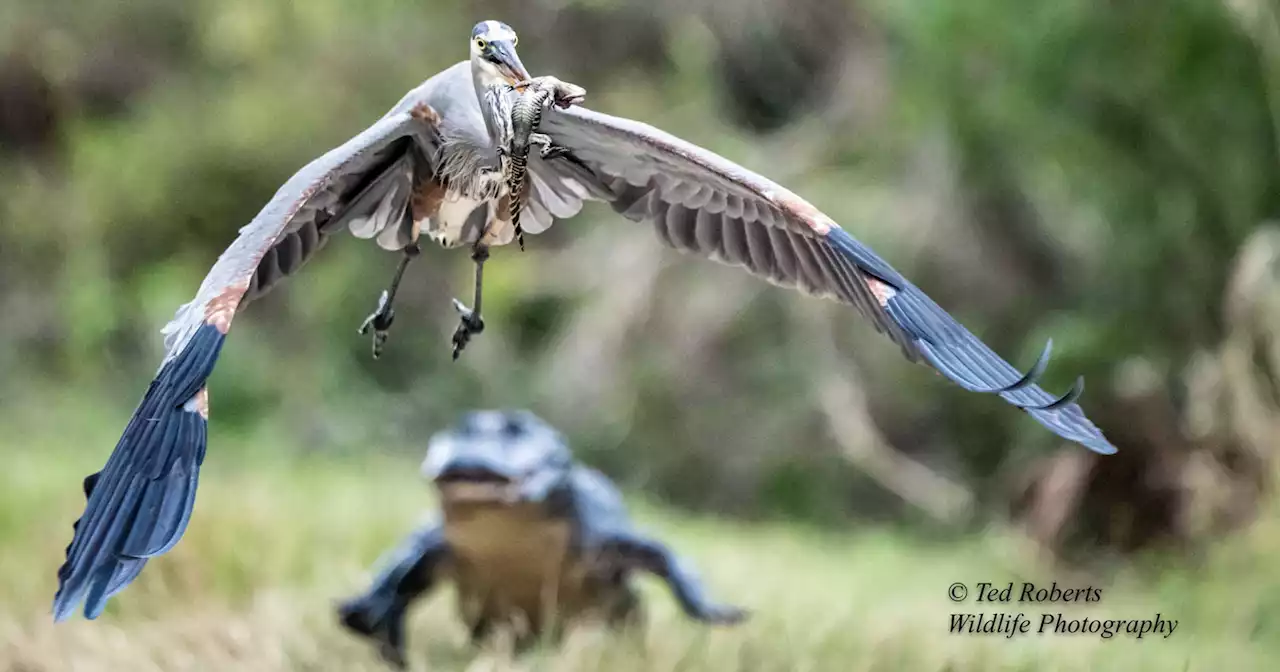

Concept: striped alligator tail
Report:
left=507, top=86, right=554, bottom=251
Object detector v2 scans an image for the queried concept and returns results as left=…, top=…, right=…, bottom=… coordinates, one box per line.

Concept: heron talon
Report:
left=359, top=291, right=396, bottom=359
left=450, top=300, right=485, bottom=360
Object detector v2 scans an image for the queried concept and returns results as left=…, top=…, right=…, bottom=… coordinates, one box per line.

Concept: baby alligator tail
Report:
left=507, top=86, right=554, bottom=251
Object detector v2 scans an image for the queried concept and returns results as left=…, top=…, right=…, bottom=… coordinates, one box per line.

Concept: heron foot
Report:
left=358, top=290, right=395, bottom=359
left=450, top=298, right=485, bottom=360
left=356, top=243, right=420, bottom=360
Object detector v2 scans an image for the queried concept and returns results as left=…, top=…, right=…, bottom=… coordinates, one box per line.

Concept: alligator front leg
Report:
left=597, top=531, right=749, bottom=625
left=337, top=523, right=450, bottom=669
left=358, top=242, right=421, bottom=359
left=529, top=133, right=570, bottom=160
left=510, top=77, right=586, bottom=109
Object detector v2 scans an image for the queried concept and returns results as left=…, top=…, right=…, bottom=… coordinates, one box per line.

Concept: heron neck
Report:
left=471, top=60, right=504, bottom=144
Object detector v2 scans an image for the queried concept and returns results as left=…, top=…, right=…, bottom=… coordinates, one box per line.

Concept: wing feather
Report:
left=533, top=104, right=1115, bottom=455
left=720, top=215, right=750, bottom=267
left=53, top=81, right=451, bottom=621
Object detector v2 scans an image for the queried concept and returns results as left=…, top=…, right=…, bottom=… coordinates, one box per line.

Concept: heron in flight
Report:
left=52, top=20, right=1116, bottom=622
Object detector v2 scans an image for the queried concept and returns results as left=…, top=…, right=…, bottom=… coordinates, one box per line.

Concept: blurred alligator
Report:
left=335, top=409, right=748, bottom=668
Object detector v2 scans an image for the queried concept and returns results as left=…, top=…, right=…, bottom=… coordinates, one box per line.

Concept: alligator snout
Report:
left=433, top=456, right=524, bottom=505
left=434, top=463, right=515, bottom=484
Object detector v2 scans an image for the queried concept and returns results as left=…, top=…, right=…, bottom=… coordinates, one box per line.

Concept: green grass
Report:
left=2, top=404, right=1279, bottom=671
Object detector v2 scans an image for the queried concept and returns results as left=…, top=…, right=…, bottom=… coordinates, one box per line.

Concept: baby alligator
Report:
left=500, top=76, right=585, bottom=250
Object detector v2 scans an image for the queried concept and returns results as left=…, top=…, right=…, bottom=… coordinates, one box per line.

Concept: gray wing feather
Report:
left=511, top=141, right=611, bottom=237
left=158, top=64, right=485, bottom=364
left=531, top=104, right=1115, bottom=454
left=518, top=170, right=583, bottom=235
left=51, top=66, right=488, bottom=623
left=345, top=153, right=414, bottom=242
left=158, top=82, right=454, bottom=363
left=534, top=106, right=912, bottom=349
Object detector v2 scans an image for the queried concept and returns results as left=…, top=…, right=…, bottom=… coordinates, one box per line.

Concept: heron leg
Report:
left=358, top=242, right=421, bottom=359
left=450, top=244, right=489, bottom=360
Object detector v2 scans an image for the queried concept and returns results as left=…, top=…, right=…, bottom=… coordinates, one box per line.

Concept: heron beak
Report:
left=489, top=40, right=531, bottom=86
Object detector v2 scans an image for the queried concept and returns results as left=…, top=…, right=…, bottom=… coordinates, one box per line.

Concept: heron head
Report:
left=470, top=21, right=530, bottom=88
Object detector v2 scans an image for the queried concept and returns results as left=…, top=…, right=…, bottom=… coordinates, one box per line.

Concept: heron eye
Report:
left=512, top=36, right=518, bottom=46
left=474, top=38, right=487, bottom=51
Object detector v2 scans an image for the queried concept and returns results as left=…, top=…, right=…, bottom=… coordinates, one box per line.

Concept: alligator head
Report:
left=419, top=409, right=573, bottom=507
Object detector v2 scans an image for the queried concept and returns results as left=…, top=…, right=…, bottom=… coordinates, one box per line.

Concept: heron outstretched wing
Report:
left=52, top=84, right=451, bottom=622
left=533, top=105, right=1116, bottom=456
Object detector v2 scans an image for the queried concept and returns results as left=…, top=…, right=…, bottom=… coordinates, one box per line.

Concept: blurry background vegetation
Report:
left=2, top=0, right=1280, bottom=669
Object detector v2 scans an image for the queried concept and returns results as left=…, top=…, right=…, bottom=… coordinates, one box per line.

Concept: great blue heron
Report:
left=52, top=19, right=1116, bottom=622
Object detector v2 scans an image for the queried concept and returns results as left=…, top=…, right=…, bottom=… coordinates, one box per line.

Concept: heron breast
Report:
left=425, top=192, right=487, bottom=248
left=422, top=184, right=517, bottom=249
